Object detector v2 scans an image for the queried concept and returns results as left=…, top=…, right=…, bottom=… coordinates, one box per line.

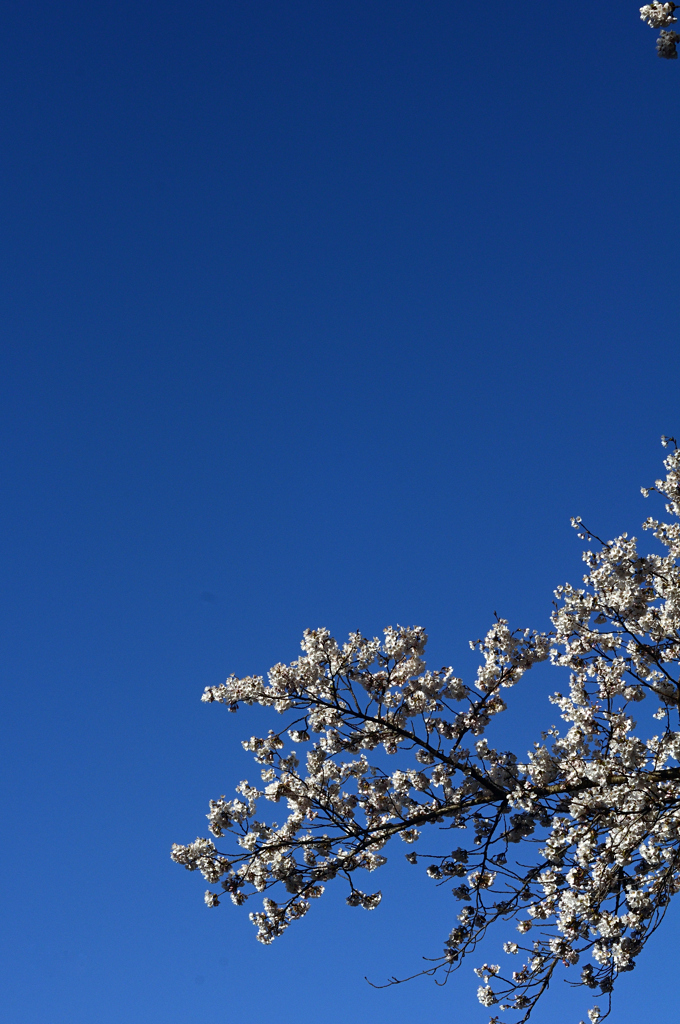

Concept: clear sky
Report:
left=2, top=4, right=680, bottom=1023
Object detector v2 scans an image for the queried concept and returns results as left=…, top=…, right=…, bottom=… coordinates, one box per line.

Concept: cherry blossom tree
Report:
left=174, top=439, right=680, bottom=1024
left=640, top=3, right=680, bottom=56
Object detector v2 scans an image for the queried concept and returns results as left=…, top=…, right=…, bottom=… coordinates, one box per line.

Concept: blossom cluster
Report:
left=640, top=3, right=680, bottom=57
left=174, top=440, right=680, bottom=1023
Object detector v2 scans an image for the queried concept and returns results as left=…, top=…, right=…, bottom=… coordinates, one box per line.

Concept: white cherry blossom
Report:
left=656, top=27, right=680, bottom=56
left=174, top=440, right=680, bottom=1023
left=640, top=3, right=680, bottom=57
left=640, top=2, right=677, bottom=28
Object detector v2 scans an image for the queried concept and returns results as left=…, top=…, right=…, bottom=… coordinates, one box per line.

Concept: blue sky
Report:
left=2, top=3, right=680, bottom=1023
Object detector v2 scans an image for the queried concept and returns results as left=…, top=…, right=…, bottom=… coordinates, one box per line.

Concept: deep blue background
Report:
left=2, top=3, right=679, bottom=1022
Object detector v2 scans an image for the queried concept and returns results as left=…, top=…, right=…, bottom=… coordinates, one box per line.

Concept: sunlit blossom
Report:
left=175, top=440, right=680, bottom=1024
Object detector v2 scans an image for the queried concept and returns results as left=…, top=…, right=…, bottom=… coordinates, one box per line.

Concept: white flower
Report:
left=657, top=28, right=680, bottom=57
left=477, top=985, right=498, bottom=1007
left=640, top=3, right=677, bottom=28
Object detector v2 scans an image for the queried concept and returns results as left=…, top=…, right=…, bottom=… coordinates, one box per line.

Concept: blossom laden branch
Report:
left=174, top=441, right=680, bottom=1023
